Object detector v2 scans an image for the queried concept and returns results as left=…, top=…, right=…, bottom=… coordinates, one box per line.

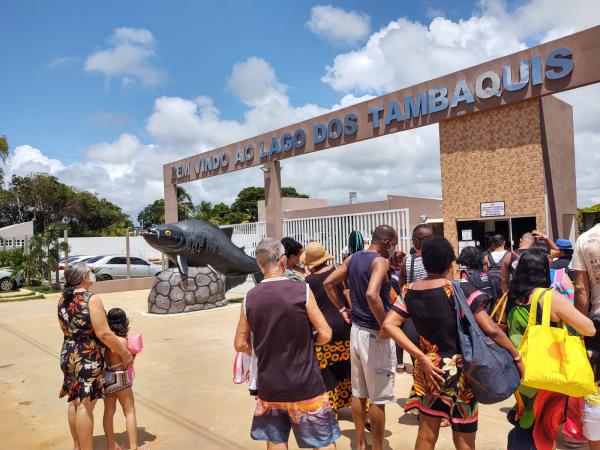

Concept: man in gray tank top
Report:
left=234, top=238, right=341, bottom=449
left=324, top=225, right=398, bottom=450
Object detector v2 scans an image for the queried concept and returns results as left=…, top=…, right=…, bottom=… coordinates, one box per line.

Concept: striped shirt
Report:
left=405, top=255, right=428, bottom=283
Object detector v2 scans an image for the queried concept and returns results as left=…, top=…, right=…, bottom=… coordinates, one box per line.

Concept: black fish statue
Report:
left=141, top=219, right=263, bottom=287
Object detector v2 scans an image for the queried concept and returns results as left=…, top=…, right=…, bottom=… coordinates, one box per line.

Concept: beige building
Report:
left=0, top=221, right=34, bottom=249
left=280, top=195, right=442, bottom=233
left=257, top=197, right=328, bottom=222
left=440, top=96, right=577, bottom=251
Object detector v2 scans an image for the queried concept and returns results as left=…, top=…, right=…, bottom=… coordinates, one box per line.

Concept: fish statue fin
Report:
left=176, top=255, right=189, bottom=276
left=220, top=226, right=234, bottom=240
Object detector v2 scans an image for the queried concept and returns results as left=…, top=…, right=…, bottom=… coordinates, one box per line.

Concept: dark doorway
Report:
left=510, top=217, right=537, bottom=250
left=456, top=219, right=511, bottom=252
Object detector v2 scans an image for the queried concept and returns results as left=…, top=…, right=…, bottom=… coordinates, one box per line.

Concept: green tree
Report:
left=0, top=173, right=132, bottom=236
left=578, top=203, right=600, bottom=232
left=137, top=199, right=165, bottom=228
left=177, top=186, right=195, bottom=220
left=136, top=188, right=196, bottom=228
left=230, top=186, right=308, bottom=222
left=0, top=135, right=8, bottom=184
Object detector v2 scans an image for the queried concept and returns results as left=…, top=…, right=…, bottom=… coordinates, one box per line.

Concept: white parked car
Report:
left=58, top=255, right=95, bottom=281
left=0, top=268, right=24, bottom=291
left=87, top=255, right=163, bottom=281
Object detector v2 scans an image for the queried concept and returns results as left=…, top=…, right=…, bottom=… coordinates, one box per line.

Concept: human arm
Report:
left=382, top=310, right=445, bottom=390
left=532, top=230, right=560, bottom=257
left=573, top=270, right=591, bottom=315
left=306, top=289, right=332, bottom=345
left=549, top=291, right=596, bottom=336
left=365, top=257, right=390, bottom=328
left=398, top=256, right=408, bottom=287
left=324, top=256, right=351, bottom=324
left=89, top=295, right=132, bottom=368
left=500, top=252, right=511, bottom=294
left=473, top=307, right=524, bottom=378
left=234, top=304, right=252, bottom=354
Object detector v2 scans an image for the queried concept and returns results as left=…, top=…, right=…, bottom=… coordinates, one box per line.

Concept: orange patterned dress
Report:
left=391, top=280, right=488, bottom=433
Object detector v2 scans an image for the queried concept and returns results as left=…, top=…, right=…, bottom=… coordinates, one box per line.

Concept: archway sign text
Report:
left=165, top=26, right=600, bottom=186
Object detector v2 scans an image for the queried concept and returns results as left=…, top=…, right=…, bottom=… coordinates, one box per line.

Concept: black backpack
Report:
left=485, top=251, right=505, bottom=297
left=465, top=269, right=497, bottom=312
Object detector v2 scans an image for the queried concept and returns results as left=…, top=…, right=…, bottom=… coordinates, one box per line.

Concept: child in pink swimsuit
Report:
left=103, top=308, right=147, bottom=450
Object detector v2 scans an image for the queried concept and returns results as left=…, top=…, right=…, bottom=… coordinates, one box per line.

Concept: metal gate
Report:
left=226, top=208, right=410, bottom=261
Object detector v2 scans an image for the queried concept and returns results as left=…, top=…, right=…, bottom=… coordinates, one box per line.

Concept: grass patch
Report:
left=227, top=297, right=244, bottom=304
left=0, top=293, right=45, bottom=303
left=23, top=285, right=62, bottom=294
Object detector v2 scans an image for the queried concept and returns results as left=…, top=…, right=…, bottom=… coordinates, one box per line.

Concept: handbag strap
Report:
left=490, top=291, right=508, bottom=324
left=451, top=280, right=485, bottom=338
left=528, top=288, right=551, bottom=328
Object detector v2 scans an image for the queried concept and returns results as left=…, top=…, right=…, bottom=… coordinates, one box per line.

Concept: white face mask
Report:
left=387, top=243, right=397, bottom=258
left=88, top=272, right=96, bottom=283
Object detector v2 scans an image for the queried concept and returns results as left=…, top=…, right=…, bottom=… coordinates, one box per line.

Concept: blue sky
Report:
left=1, top=0, right=599, bottom=220
left=1, top=0, right=476, bottom=156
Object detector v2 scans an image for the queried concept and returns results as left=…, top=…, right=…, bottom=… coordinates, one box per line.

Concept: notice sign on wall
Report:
left=481, top=201, right=505, bottom=217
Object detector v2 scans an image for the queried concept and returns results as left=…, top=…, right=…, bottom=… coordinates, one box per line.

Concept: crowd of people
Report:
left=55, top=220, right=600, bottom=450
left=234, top=221, right=600, bottom=450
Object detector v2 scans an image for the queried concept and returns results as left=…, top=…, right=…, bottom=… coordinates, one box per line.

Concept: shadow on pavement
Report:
left=93, top=427, right=157, bottom=449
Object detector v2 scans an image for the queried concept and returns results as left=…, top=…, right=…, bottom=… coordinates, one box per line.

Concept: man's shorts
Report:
left=350, top=323, right=396, bottom=404
left=250, top=393, right=341, bottom=448
left=583, top=400, right=600, bottom=441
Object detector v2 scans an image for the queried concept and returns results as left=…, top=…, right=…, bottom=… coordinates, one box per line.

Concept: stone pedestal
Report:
left=148, top=267, right=227, bottom=314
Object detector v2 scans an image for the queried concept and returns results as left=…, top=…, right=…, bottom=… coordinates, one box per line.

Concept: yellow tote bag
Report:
left=518, top=288, right=596, bottom=397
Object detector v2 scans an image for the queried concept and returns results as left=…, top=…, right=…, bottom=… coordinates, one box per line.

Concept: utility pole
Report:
left=125, top=228, right=132, bottom=279
left=63, top=229, right=69, bottom=268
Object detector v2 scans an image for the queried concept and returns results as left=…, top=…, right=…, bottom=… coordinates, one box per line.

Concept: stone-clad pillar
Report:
left=264, top=160, right=283, bottom=239
left=163, top=165, right=178, bottom=224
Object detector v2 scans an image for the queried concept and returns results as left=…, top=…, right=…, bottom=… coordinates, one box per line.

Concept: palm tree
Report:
left=176, top=186, right=195, bottom=219
left=0, top=135, right=8, bottom=184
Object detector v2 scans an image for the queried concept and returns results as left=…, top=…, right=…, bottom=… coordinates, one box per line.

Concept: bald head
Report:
left=520, top=232, right=535, bottom=249
left=372, top=224, right=397, bottom=242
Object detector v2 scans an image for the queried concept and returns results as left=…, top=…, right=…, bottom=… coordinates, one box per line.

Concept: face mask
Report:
left=88, top=272, right=96, bottom=283
left=387, top=243, right=397, bottom=258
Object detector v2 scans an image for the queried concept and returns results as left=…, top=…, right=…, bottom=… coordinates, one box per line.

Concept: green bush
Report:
left=0, top=248, right=25, bottom=268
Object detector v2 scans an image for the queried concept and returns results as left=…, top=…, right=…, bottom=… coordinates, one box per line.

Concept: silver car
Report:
left=87, top=255, right=163, bottom=281
left=0, top=268, right=25, bottom=291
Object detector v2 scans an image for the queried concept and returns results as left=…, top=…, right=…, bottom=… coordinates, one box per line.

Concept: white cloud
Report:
left=8, top=146, right=65, bottom=174
left=113, top=27, right=154, bottom=46
left=84, top=27, right=165, bottom=87
left=49, top=55, right=78, bottom=69
left=306, top=5, right=371, bottom=47
left=7, top=0, right=600, bottom=223
left=227, top=57, right=287, bottom=106
left=321, top=14, right=525, bottom=94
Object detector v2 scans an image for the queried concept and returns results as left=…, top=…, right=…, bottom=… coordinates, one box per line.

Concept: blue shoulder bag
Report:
left=452, top=280, right=520, bottom=404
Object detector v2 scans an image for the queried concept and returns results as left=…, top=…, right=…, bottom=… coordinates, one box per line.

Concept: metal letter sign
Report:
left=166, top=26, right=600, bottom=185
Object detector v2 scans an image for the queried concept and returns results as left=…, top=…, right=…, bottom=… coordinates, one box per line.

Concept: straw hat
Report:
left=300, top=241, right=335, bottom=270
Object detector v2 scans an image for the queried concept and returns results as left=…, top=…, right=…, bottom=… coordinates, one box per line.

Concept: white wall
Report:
left=60, top=236, right=162, bottom=260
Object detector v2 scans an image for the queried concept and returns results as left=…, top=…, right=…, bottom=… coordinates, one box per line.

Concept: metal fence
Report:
left=224, top=208, right=410, bottom=262
left=225, top=222, right=267, bottom=257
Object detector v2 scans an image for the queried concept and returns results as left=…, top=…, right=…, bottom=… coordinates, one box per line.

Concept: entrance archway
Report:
left=164, top=26, right=600, bottom=249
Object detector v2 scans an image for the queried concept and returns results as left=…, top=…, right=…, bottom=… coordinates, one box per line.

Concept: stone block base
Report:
left=148, top=267, right=228, bottom=314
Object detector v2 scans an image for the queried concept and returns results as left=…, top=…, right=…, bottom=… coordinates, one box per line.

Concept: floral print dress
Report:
left=391, top=280, right=488, bottom=433
left=58, top=291, right=105, bottom=402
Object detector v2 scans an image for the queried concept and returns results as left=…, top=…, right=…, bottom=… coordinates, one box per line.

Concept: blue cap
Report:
left=555, top=239, right=573, bottom=250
